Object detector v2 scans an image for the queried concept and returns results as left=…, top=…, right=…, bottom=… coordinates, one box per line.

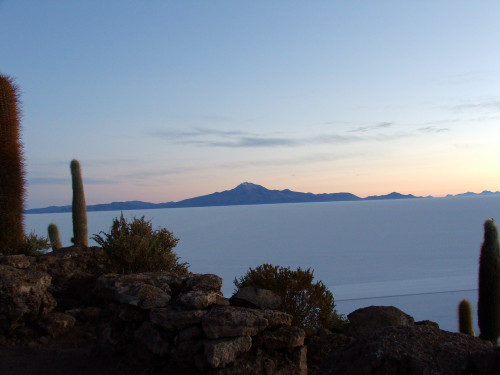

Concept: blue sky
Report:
left=1, top=1, right=500, bottom=209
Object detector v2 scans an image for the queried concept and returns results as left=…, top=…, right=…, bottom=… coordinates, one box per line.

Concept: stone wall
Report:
left=0, top=251, right=306, bottom=374
left=2, top=249, right=500, bottom=374
left=94, top=272, right=307, bottom=374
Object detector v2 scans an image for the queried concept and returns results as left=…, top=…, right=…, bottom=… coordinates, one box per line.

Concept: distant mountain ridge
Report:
left=25, top=182, right=497, bottom=214
left=445, top=190, right=500, bottom=198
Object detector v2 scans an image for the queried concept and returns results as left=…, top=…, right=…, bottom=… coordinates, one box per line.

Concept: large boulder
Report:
left=230, top=287, right=282, bottom=310
left=37, top=312, right=76, bottom=338
left=37, top=246, right=108, bottom=310
left=204, top=335, right=253, bottom=368
left=184, top=273, right=223, bottom=292
left=202, top=306, right=293, bottom=339
left=319, top=324, right=493, bottom=375
left=96, top=273, right=172, bottom=309
left=37, top=246, right=107, bottom=285
left=0, top=264, right=56, bottom=334
left=345, top=305, right=415, bottom=339
left=0, top=254, right=33, bottom=269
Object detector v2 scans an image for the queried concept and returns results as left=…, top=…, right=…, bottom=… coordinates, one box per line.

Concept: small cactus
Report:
left=0, top=74, right=26, bottom=254
left=458, top=299, right=474, bottom=336
left=477, top=218, right=500, bottom=344
left=70, top=159, right=88, bottom=246
left=48, top=223, right=62, bottom=251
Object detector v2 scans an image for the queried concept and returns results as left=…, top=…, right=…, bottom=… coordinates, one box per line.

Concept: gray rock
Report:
left=185, top=274, right=223, bottom=292
left=37, top=312, right=76, bottom=338
left=141, top=271, right=188, bottom=294
left=178, top=290, right=229, bottom=309
left=134, top=321, right=169, bottom=356
left=150, top=307, right=206, bottom=330
left=230, top=287, right=281, bottom=309
left=202, top=306, right=269, bottom=339
left=96, top=273, right=171, bottom=309
left=258, top=309, right=293, bottom=327
left=255, top=326, right=305, bottom=349
left=210, top=346, right=307, bottom=375
left=204, top=335, right=252, bottom=368
left=0, top=254, right=32, bottom=269
left=320, top=324, right=493, bottom=375
left=0, top=264, right=56, bottom=332
left=37, top=246, right=107, bottom=286
left=345, top=305, right=415, bottom=339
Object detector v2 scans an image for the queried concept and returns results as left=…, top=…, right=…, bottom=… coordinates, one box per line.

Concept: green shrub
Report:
left=22, top=231, right=51, bottom=256
left=92, top=213, right=189, bottom=275
left=234, top=263, right=345, bottom=333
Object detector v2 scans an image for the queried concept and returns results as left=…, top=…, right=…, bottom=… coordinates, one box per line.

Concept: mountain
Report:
left=445, top=190, right=500, bottom=198
left=364, top=192, right=420, bottom=200
left=171, top=182, right=362, bottom=208
left=26, top=182, right=425, bottom=214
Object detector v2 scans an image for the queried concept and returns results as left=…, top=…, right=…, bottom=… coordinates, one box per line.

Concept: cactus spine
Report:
left=477, top=218, right=500, bottom=344
left=70, top=159, right=88, bottom=246
left=458, top=299, right=474, bottom=336
left=0, top=74, right=25, bottom=254
left=48, top=223, right=62, bottom=251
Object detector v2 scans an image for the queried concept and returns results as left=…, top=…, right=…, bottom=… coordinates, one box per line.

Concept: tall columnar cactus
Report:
left=458, top=299, right=474, bottom=336
left=70, top=159, right=88, bottom=246
left=0, top=74, right=25, bottom=254
left=48, top=222, right=62, bottom=251
left=477, top=218, right=500, bottom=344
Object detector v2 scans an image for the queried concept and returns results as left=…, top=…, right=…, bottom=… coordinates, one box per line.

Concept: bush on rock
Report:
left=93, top=213, right=189, bottom=275
left=234, top=263, right=345, bottom=333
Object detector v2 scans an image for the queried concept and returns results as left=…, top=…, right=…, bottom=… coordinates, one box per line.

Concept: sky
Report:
left=1, top=1, right=500, bottom=209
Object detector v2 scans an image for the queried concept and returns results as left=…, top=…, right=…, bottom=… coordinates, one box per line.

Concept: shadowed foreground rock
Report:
left=96, top=273, right=307, bottom=374
left=1, top=250, right=500, bottom=374
left=320, top=321, right=493, bottom=375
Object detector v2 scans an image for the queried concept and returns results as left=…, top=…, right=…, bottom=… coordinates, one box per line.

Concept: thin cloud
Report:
left=27, top=177, right=114, bottom=185
left=151, top=127, right=250, bottom=140
left=418, top=126, right=450, bottom=133
left=220, top=152, right=357, bottom=169
left=205, top=133, right=359, bottom=148
left=149, top=120, right=448, bottom=150
left=349, top=122, right=393, bottom=133
left=451, top=100, right=500, bottom=112
left=435, top=70, right=498, bottom=85
left=117, top=167, right=199, bottom=180
left=210, top=136, right=299, bottom=148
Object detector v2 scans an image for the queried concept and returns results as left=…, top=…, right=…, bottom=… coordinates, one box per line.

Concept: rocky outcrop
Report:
left=319, top=307, right=493, bottom=375
left=344, top=305, right=415, bottom=338
left=306, top=329, right=354, bottom=374
left=95, top=272, right=307, bottom=374
left=0, top=261, right=56, bottom=335
left=229, top=287, right=281, bottom=309
left=37, top=246, right=107, bottom=310
left=2, top=249, right=500, bottom=375
left=470, top=347, right=500, bottom=374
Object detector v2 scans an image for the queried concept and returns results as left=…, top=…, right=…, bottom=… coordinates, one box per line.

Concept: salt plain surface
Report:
left=25, top=195, right=500, bottom=333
